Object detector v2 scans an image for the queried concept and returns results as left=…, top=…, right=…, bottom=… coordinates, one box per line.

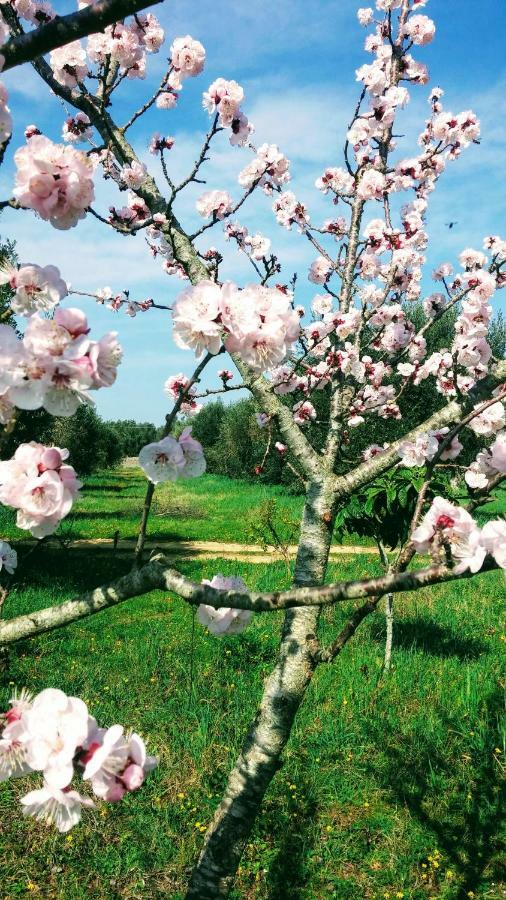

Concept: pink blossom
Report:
left=220, top=283, right=300, bottom=373
left=120, top=160, right=147, bottom=189
left=21, top=783, right=94, bottom=833
left=22, top=689, right=89, bottom=789
left=357, top=8, right=374, bottom=26
left=273, top=192, right=308, bottom=230
left=468, top=402, right=505, bottom=437
left=0, top=442, right=81, bottom=538
left=197, top=574, right=252, bottom=637
left=170, top=35, right=205, bottom=87
left=308, top=256, right=332, bottom=284
left=178, top=427, right=206, bottom=479
left=49, top=41, right=87, bottom=87
left=13, top=135, right=95, bottom=230
left=293, top=400, right=317, bottom=426
left=165, top=373, right=191, bottom=400
left=0, top=262, right=67, bottom=316
left=203, top=78, right=244, bottom=124
left=356, top=169, right=387, bottom=201
left=196, top=190, right=233, bottom=220
left=156, top=90, right=178, bottom=110
left=412, top=497, right=485, bottom=573
left=62, top=113, right=92, bottom=144
left=398, top=432, right=439, bottom=468
left=403, top=14, right=435, bottom=45
left=315, top=167, right=354, bottom=195
left=172, top=280, right=223, bottom=356
left=138, top=435, right=185, bottom=483
left=480, top=520, right=506, bottom=570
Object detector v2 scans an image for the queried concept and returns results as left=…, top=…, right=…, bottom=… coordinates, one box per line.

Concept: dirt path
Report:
left=25, top=537, right=376, bottom=563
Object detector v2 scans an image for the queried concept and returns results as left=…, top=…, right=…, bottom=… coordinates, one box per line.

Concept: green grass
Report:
left=0, top=469, right=505, bottom=897
left=0, top=542, right=505, bottom=899
left=0, top=468, right=373, bottom=547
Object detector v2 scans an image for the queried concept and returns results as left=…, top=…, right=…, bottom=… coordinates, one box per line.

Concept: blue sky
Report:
left=1, top=0, right=505, bottom=423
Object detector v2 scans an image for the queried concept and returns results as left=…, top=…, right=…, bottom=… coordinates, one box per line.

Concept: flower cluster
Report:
left=238, top=144, right=290, bottom=192
left=171, top=280, right=300, bottom=372
left=169, top=35, right=205, bottom=89
left=203, top=78, right=253, bottom=146
left=0, top=688, right=157, bottom=832
left=0, top=308, right=122, bottom=419
left=49, top=40, right=88, bottom=88
left=62, top=112, right=93, bottom=144
left=138, top=428, right=206, bottom=484
left=412, top=497, right=506, bottom=574
left=196, top=190, right=233, bottom=220
left=398, top=428, right=462, bottom=468
left=465, top=431, right=506, bottom=489
left=164, top=373, right=200, bottom=415
left=0, top=261, right=67, bottom=316
left=224, top=221, right=272, bottom=261
left=87, top=14, right=164, bottom=80
left=13, top=135, right=95, bottom=230
left=197, top=574, right=252, bottom=636
left=0, top=443, right=81, bottom=538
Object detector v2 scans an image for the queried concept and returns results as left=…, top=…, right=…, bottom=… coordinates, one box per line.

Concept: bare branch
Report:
left=0, top=0, right=163, bottom=72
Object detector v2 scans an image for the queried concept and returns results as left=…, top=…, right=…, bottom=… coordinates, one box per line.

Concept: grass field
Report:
left=0, top=469, right=505, bottom=899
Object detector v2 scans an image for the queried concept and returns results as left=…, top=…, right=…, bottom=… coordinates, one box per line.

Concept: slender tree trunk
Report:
left=186, top=478, right=336, bottom=899
left=383, top=593, right=394, bottom=672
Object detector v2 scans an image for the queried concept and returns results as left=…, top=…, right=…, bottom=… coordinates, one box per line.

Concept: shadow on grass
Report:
left=365, top=686, right=505, bottom=898
left=265, top=789, right=319, bottom=899
left=369, top=616, right=488, bottom=660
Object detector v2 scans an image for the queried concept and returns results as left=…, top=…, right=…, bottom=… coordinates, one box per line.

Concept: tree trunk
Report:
left=186, top=479, right=336, bottom=899
left=383, top=593, right=394, bottom=672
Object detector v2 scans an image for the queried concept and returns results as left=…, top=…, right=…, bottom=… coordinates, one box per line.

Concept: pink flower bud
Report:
left=105, top=780, right=127, bottom=803
left=121, top=764, right=145, bottom=792
left=40, top=448, right=63, bottom=471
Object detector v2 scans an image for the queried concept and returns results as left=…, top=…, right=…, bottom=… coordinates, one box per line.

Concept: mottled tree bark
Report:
left=186, top=478, right=336, bottom=899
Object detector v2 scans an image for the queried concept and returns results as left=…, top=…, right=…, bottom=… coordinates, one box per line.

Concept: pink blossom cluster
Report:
left=169, top=35, right=205, bottom=90
left=4, top=0, right=54, bottom=26
left=0, top=443, right=81, bottom=538
left=224, top=221, right=272, bottom=261
left=197, top=574, right=252, bottom=636
left=0, top=688, right=157, bottom=832
left=0, top=82, right=12, bottom=146
left=49, top=40, right=88, bottom=87
left=238, top=144, right=290, bottom=192
left=196, top=190, right=233, bottom=220
left=62, top=112, right=93, bottom=144
left=412, top=497, right=506, bottom=574
left=13, top=135, right=95, bottom=230
left=398, top=428, right=462, bottom=468
left=164, top=373, right=200, bottom=415
left=172, top=280, right=300, bottom=372
left=0, top=308, right=122, bottom=419
left=0, top=540, right=17, bottom=574
left=108, top=191, right=150, bottom=229
left=138, top=428, right=206, bottom=484
left=465, top=432, right=506, bottom=490
left=273, top=192, right=308, bottom=231
left=87, top=14, right=164, bottom=80
left=203, top=78, right=253, bottom=146
left=0, top=261, right=67, bottom=316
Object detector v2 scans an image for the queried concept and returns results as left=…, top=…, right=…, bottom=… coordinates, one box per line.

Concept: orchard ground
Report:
left=0, top=467, right=505, bottom=899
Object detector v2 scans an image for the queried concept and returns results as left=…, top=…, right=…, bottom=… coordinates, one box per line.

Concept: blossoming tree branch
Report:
left=0, top=0, right=505, bottom=896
